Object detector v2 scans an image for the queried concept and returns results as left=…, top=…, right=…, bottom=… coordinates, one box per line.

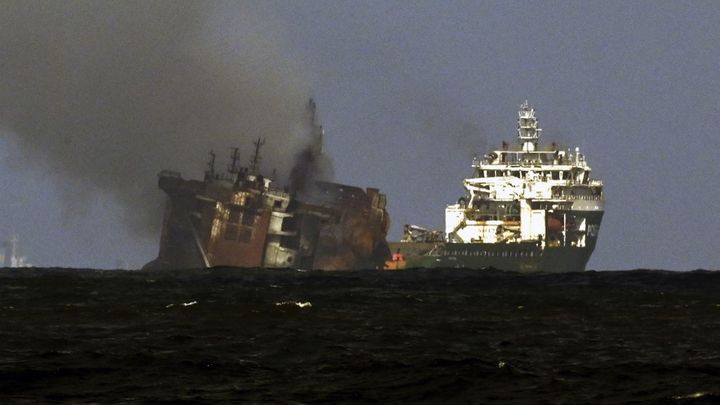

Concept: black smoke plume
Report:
left=288, top=99, right=334, bottom=196
left=0, top=2, right=318, bottom=250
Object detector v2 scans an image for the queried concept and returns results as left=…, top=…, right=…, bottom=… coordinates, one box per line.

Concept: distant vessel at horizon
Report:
left=1, top=235, right=31, bottom=268
left=388, top=101, right=604, bottom=272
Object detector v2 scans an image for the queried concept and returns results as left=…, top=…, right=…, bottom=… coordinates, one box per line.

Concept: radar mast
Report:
left=517, top=100, right=542, bottom=152
left=249, top=138, right=265, bottom=175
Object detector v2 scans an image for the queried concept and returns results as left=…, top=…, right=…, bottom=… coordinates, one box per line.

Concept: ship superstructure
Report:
left=389, top=101, right=604, bottom=272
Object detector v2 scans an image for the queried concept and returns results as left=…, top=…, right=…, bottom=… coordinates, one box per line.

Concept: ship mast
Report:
left=517, top=100, right=542, bottom=152
left=249, top=138, right=265, bottom=175
left=308, top=98, right=324, bottom=156
left=207, top=150, right=216, bottom=179
left=227, top=147, right=241, bottom=174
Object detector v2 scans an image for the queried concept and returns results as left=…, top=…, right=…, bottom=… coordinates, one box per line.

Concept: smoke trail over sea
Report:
left=0, top=1, right=320, bottom=245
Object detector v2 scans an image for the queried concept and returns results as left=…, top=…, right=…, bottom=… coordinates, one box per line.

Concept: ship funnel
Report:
left=517, top=100, right=542, bottom=152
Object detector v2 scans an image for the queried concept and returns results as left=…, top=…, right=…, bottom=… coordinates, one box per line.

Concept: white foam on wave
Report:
left=275, top=301, right=312, bottom=308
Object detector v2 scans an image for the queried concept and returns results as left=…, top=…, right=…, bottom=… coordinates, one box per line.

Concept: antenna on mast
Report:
left=308, top=98, right=324, bottom=156
left=227, top=147, right=241, bottom=174
left=249, top=138, right=265, bottom=175
left=207, top=150, right=216, bottom=179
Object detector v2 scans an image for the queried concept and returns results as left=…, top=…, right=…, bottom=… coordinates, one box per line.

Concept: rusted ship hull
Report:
left=144, top=172, right=390, bottom=271
left=145, top=99, right=390, bottom=271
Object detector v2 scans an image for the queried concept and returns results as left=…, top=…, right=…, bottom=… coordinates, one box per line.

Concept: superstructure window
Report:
left=280, top=235, right=299, bottom=249
left=281, top=217, right=297, bottom=232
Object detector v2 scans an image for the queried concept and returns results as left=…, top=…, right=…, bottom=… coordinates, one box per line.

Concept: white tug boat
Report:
left=388, top=101, right=604, bottom=272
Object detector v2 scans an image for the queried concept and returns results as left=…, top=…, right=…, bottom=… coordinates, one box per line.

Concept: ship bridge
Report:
left=445, top=101, right=604, bottom=250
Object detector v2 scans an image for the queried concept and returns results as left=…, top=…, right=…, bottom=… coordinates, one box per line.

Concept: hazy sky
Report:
left=1, top=1, right=719, bottom=270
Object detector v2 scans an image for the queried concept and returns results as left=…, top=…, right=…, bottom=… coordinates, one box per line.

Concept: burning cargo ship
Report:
left=144, top=102, right=391, bottom=271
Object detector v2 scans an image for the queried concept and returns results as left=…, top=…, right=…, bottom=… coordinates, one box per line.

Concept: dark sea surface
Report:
left=1, top=268, right=720, bottom=404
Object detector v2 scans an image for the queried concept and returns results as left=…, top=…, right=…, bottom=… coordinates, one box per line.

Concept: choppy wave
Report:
left=1, top=267, right=719, bottom=403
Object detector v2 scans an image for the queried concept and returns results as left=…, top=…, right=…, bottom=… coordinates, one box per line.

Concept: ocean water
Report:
left=1, top=268, right=719, bottom=404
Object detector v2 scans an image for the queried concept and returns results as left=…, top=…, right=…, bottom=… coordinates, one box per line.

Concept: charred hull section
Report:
left=144, top=172, right=390, bottom=271
left=145, top=99, right=390, bottom=271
